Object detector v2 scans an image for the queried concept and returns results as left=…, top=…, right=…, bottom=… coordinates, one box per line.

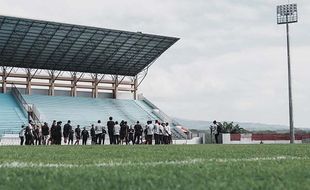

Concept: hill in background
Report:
left=174, top=118, right=310, bottom=132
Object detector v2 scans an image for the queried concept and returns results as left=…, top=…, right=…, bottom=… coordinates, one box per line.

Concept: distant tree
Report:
left=220, top=122, right=248, bottom=134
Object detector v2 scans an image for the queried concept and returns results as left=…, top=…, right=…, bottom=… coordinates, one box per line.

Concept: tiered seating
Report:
left=22, top=94, right=160, bottom=127
left=0, top=93, right=27, bottom=135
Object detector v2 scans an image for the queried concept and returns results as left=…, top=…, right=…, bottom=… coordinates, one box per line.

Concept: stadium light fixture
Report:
left=276, top=3, right=298, bottom=144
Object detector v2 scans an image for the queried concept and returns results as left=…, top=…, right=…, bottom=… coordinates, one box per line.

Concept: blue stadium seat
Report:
left=0, top=93, right=27, bottom=135
left=22, top=94, right=160, bottom=128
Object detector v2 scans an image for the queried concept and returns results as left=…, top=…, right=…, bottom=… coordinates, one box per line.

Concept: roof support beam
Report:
left=2, top=67, right=7, bottom=93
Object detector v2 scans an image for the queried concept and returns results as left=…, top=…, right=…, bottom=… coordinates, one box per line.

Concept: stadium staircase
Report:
left=0, top=93, right=27, bottom=136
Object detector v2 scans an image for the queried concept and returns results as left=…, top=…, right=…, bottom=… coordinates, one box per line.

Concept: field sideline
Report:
left=0, top=144, right=309, bottom=190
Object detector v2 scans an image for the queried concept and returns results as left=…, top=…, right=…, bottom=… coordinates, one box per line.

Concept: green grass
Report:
left=0, top=144, right=309, bottom=190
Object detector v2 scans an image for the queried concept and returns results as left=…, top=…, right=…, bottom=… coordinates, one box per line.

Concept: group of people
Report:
left=19, top=117, right=172, bottom=146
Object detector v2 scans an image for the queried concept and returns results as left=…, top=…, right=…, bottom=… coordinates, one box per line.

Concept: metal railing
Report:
left=11, top=84, right=41, bottom=122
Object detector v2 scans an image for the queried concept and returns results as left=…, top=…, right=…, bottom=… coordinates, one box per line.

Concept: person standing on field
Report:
left=212, top=120, right=222, bottom=144
left=63, top=120, right=72, bottom=144
left=114, top=121, right=121, bottom=144
left=90, top=124, right=96, bottom=145
left=74, top=125, right=81, bottom=145
left=68, top=128, right=74, bottom=145
left=55, top=121, right=62, bottom=145
left=153, top=120, right=160, bottom=144
left=81, top=127, right=89, bottom=145
left=107, top=117, right=115, bottom=144
left=145, top=121, right=153, bottom=145
left=128, top=125, right=134, bottom=144
left=41, top=122, right=49, bottom=145
left=165, top=122, right=172, bottom=144
left=95, top=120, right=103, bottom=144
left=19, top=125, right=25, bottom=145
left=50, top=120, right=57, bottom=145
left=134, top=121, right=143, bottom=144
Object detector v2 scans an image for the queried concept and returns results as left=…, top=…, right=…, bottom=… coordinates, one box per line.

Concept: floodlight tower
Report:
left=276, top=3, right=298, bottom=143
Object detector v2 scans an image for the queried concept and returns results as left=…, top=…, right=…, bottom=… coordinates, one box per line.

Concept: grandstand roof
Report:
left=0, top=15, right=179, bottom=76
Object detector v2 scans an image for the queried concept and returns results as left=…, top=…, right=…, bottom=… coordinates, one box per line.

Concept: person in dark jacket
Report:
left=134, top=121, right=143, bottom=144
left=63, top=120, right=72, bottom=144
left=128, top=125, right=134, bottom=144
left=55, top=121, right=62, bottom=145
left=107, top=117, right=115, bottom=144
left=41, top=122, right=49, bottom=145
left=120, top=121, right=129, bottom=144
left=50, top=120, right=57, bottom=145
left=74, top=125, right=81, bottom=145
left=68, top=128, right=74, bottom=145
left=81, top=127, right=89, bottom=145
left=90, top=124, right=96, bottom=145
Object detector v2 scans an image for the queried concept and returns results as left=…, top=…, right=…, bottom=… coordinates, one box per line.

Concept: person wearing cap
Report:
left=19, top=125, right=25, bottom=145
left=63, top=120, right=72, bottom=144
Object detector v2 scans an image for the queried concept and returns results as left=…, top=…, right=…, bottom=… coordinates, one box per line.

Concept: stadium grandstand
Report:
left=0, top=15, right=193, bottom=144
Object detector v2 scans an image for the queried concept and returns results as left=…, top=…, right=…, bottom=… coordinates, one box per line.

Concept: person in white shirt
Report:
left=145, top=121, right=154, bottom=145
left=19, top=125, right=25, bottom=145
left=165, top=122, right=172, bottom=144
left=114, top=121, right=121, bottom=144
left=95, top=120, right=103, bottom=144
left=158, top=122, right=164, bottom=144
left=153, top=120, right=160, bottom=144
left=162, top=123, right=170, bottom=144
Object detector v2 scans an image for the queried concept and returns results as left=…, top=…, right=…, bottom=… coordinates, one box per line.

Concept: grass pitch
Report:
left=0, top=144, right=309, bottom=190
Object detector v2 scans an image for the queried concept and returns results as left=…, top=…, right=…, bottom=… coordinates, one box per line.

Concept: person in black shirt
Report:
left=90, top=124, right=96, bottom=145
left=134, top=121, right=143, bottom=144
left=68, top=128, right=74, bottom=145
left=81, top=127, right=89, bottom=145
left=63, top=120, right=72, bottom=144
left=41, top=122, right=49, bottom=145
left=120, top=121, right=129, bottom=144
left=128, top=125, right=134, bottom=144
left=50, top=120, right=57, bottom=145
left=55, top=121, right=62, bottom=145
left=107, top=117, right=115, bottom=144
left=74, top=125, right=81, bottom=145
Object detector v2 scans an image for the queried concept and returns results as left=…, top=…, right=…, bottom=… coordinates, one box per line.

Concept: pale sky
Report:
left=0, top=0, right=309, bottom=127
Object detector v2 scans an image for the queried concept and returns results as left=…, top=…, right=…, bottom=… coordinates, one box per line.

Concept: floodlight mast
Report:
left=277, top=4, right=298, bottom=144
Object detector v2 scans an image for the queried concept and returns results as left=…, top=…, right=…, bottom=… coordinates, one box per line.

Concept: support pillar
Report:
left=113, top=76, right=118, bottom=99
left=71, top=73, right=77, bottom=97
left=92, top=74, right=98, bottom=98
left=26, top=69, right=31, bottom=95
left=49, top=73, right=55, bottom=96
left=2, top=67, right=7, bottom=93
left=133, top=76, right=138, bottom=100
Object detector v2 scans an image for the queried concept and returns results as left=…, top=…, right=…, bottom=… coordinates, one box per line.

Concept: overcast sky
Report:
left=0, top=0, right=309, bottom=127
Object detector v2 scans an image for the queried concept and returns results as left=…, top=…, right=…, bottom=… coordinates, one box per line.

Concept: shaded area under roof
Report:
left=0, top=15, right=179, bottom=76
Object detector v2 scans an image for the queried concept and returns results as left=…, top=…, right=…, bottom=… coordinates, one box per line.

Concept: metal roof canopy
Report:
left=0, top=15, right=179, bottom=76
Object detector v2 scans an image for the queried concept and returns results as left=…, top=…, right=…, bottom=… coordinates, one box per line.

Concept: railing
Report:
left=138, top=94, right=189, bottom=139
left=11, top=84, right=41, bottom=122
left=11, top=84, right=30, bottom=118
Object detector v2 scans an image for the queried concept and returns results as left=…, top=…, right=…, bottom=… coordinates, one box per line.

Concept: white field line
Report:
left=0, top=156, right=308, bottom=168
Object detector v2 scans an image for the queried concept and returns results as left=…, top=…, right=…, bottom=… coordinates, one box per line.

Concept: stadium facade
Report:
left=0, top=15, right=195, bottom=143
